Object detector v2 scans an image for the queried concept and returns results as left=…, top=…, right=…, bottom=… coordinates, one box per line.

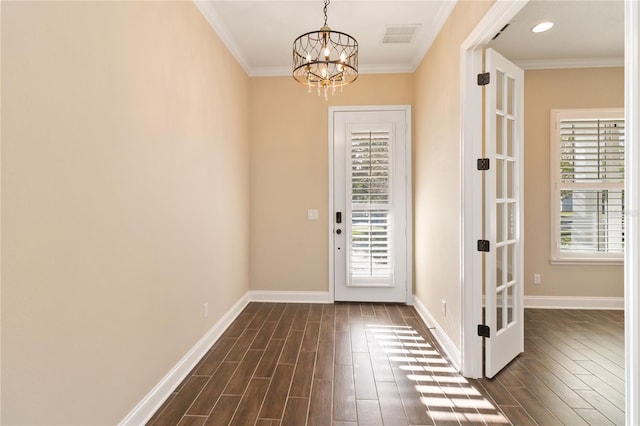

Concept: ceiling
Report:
left=195, top=0, right=625, bottom=77
left=489, top=0, right=624, bottom=69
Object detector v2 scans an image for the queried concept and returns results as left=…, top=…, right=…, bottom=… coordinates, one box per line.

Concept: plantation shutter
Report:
left=348, top=128, right=393, bottom=286
left=558, top=118, right=625, bottom=254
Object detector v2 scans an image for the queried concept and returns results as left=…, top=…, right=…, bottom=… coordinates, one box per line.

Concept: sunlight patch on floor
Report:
left=415, top=385, right=482, bottom=397
left=367, top=323, right=510, bottom=424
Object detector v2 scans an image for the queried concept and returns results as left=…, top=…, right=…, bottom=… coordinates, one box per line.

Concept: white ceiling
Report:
left=489, top=0, right=624, bottom=69
left=194, top=0, right=625, bottom=77
left=195, top=0, right=456, bottom=76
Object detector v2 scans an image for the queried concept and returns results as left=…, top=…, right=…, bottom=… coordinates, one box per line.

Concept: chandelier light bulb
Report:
left=306, top=53, right=312, bottom=63
left=324, top=47, right=331, bottom=59
left=340, top=51, right=346, bottom=62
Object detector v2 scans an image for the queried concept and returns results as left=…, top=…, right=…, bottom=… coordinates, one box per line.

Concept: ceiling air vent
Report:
left=382, top=25, right=420, bottom=44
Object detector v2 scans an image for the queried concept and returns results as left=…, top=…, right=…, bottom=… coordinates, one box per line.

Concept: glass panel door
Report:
left=484, top=49, right=524, bottom=378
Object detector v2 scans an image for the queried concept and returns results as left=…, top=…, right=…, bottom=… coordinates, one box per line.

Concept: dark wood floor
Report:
left=474, top=308, right=625, bottom=426
left=148, top=303, right=624, bottom=425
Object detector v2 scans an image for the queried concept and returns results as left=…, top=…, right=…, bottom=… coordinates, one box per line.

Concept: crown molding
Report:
left=248, top=63, right=415, bottom=78
left=193, top=1, right=251, bottom=75
left=359, top=63, right=416, bottom=74
left=514, top=56, right=624, bottom=70
left=410, top=0, right=457, bottom=71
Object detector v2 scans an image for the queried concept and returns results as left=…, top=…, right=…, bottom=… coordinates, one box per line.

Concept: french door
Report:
left=330, top=106, right=411, bottom=302
left=483, top=49, right=525, bottom=378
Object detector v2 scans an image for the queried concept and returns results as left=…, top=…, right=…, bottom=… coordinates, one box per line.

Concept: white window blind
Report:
left=349, top=130, right=393, bottom=284
left=551, top=110, right=624, bottom=262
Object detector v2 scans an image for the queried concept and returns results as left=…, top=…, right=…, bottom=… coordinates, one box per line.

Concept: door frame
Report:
left=624, top=1, right=640, bottom=424
left=328, top=105, right=413, bottom=304
left=460, top=1, right=640, bottom=425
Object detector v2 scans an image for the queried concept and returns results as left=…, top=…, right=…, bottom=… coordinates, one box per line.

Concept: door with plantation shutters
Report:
left=331, top=107, right=411, bottom=302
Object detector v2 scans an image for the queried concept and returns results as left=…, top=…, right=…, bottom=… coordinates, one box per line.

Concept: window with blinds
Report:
left=551, top=109, right=625, bottom=262
left=349, top=129, right=393, bottom=285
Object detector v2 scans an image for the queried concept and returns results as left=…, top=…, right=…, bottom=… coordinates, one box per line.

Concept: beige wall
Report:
left=249, top=74, right=413, bottom=292
left=413, top=0, right=494, bottom=348
left=1, top=2, right=250, bottom=424
left=523, top=67, right=624, bottom=297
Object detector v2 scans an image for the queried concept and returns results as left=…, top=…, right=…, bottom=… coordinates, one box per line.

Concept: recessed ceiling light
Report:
left=531, top=21, right=554, bottom=33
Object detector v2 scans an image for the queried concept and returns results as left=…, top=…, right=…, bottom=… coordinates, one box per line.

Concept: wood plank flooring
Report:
left=148, top=303, right=624, bottom=425
left=474, top=308, right=625, bottom=426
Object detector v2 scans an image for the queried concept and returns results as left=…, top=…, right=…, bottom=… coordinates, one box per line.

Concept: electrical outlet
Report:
left=203, top=302, right=209, bottom=318
left=534, top=273, right=541, bottom=285
left=441, top=300, right=447, bottom=316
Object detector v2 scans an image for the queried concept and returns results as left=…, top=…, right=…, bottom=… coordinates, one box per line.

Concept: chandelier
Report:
left=292, top=0, right=358, bottom=99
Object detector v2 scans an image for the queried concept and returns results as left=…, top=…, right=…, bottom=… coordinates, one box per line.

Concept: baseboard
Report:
left=119, top=290, right=331, bottom=424
left=524, top=295, right=624, bottom=310
left=412, top=296, right=462, bottom=372
left=248, top=290, right=331, bottom=303
left=119, top=292, right=250, bottom=425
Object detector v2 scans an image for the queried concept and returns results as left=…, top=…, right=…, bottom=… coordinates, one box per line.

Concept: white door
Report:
left=483, top=49, right=524, bottom=378
left=331, top=107, right=411, bottom=302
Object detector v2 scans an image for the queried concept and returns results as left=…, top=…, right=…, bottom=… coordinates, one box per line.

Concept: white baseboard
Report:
left=119, top=292, right=250, bottom=425
left=524, top=295, right=624, bottom=310
left=412, top=296, right=461, bottom=372
left=248, top=290, right=331, bottom=303
left=119, top=290, right=331, bottom=424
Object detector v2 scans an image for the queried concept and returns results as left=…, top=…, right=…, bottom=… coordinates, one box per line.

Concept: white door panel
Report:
left=484, top=49, right=524, bottom=378
left=332, top=107, right=410, bottom=302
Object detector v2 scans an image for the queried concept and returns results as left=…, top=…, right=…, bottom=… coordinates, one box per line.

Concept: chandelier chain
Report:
left=323, top=0, right=330, bottom=27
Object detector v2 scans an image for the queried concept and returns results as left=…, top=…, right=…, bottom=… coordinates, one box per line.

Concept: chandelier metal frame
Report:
left=292, top=0, right=358, bottom=98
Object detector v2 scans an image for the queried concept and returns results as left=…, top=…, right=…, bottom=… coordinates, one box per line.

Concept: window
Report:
left=550, top=109, right=624, bottom=263
left=349, top=129, right=393, bottom=285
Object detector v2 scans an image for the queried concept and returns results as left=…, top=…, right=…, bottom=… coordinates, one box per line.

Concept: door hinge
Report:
left=478, top=324, right=490, bottom=338
left=477, top=158, right=490, bottom=170
left=477, top=72, right=490, bottom=86
left=477, top=240, right=490, bottom=252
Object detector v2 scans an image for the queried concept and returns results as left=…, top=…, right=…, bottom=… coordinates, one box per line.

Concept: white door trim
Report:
left=459, top=0, right=528, bottom=379
left=328, top=105, right=413, bottom=304
left=625, top=1, right=640, bottom=424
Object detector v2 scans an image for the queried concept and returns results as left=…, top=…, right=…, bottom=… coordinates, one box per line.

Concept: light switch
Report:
left=307, top=209, right=319, bottom=220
